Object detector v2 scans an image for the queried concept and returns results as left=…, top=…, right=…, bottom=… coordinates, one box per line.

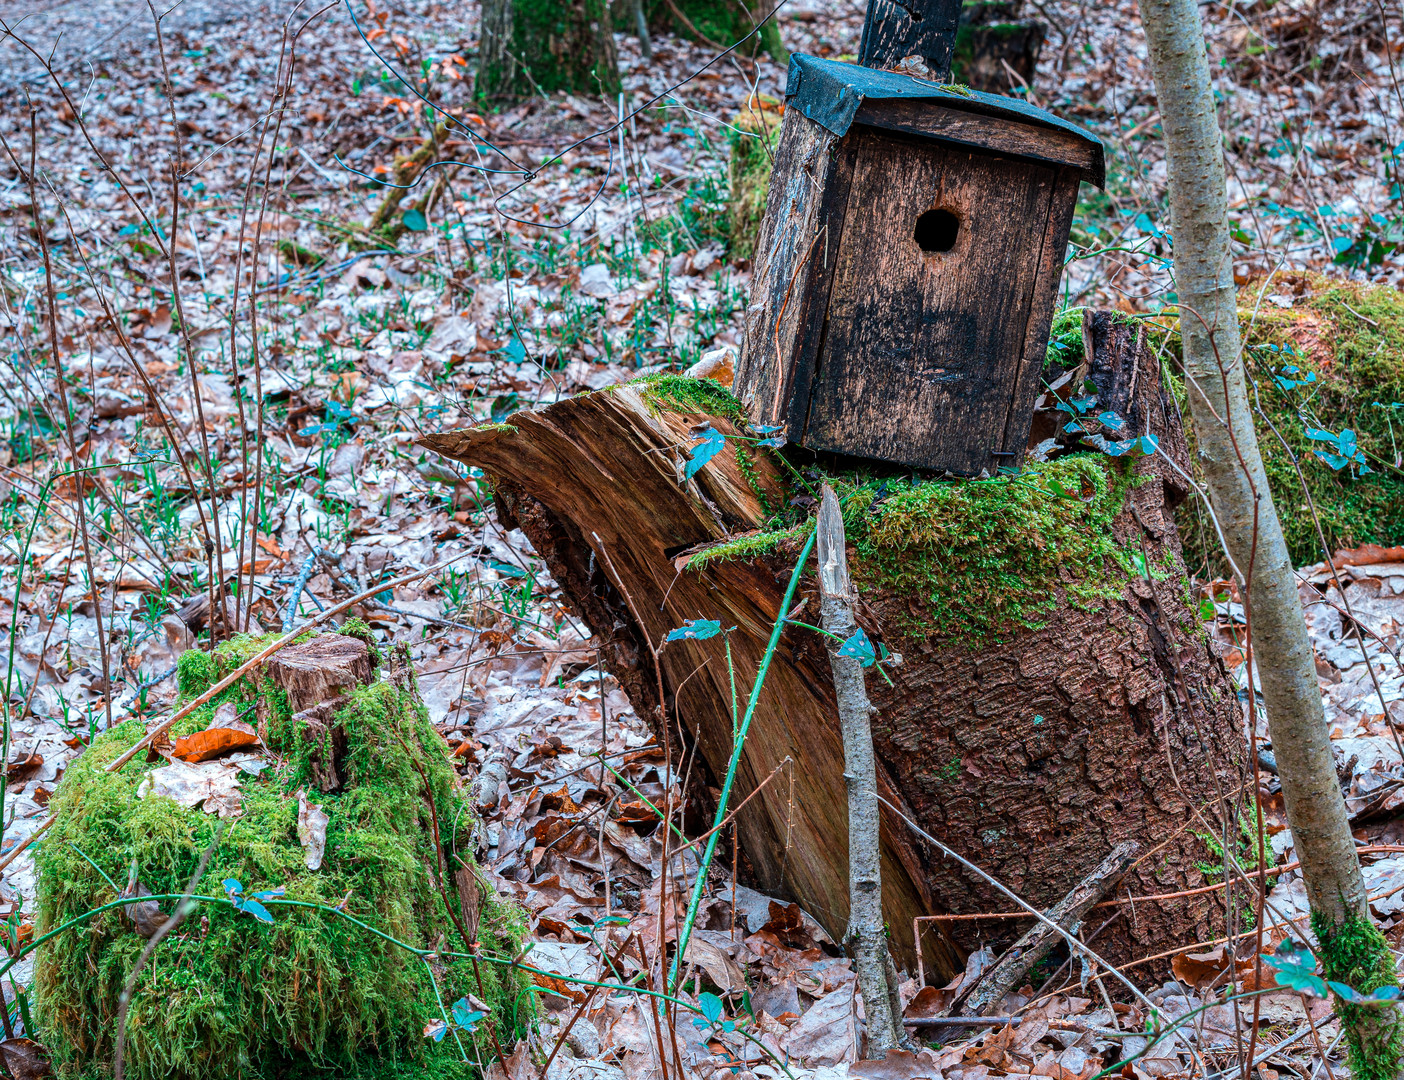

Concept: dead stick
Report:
left=103, top=553, right=470, bottom=774
left=816, top=484, right=904, bottom=1057
left=944, top=840, right=1139, bottom=1035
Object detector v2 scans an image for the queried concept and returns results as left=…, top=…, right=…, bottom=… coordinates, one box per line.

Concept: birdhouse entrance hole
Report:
left=914, top=207, right=960, bottom=253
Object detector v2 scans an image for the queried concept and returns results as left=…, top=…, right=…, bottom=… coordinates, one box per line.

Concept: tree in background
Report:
left=1138, top=1, right=1404, bottom=1077
left=631, top=0, right=786, bottom=64
left=477, top=0, right=621, bottom=99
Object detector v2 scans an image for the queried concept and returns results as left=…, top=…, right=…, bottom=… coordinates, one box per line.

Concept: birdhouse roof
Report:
left=784, top=54, right=1105, bottom=188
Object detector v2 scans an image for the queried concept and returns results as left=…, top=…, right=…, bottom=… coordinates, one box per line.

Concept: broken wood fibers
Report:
left=421, top=314, right=1247, bottom=981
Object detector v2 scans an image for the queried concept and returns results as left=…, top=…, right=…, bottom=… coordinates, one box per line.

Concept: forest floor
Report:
left=0, top=0, right=1403, bottom=1077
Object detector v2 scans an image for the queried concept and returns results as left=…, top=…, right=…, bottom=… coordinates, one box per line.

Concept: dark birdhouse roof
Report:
left=785, top=54, right=1105, bottom=188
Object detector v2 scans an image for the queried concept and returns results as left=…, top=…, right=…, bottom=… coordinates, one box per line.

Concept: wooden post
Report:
left=858, top=0, right=963, bottom=78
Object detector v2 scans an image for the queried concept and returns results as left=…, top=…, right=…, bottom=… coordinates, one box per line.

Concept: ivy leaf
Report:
left=698, top=991, right=724, bottom=1024
left=223, top=878, right=244, bottom=899
left=666, top=619, right=722, bottom=642
left=425, top=1018, right=448, bottom=1042
left=837, top=627, right=877, bottom=667
left=402, top=208, right=429, bottom=232
left=1314, top=449, right=1351, bottom=471
left=1097, top=410, right=1126, bottom=431
left=1063, top=420, right=1086, bottom=434
left=757, top=436, right=787, bottom=448
left=251, top=887, right=285, bottom=903
left=1262, top=945, right=1327, bottom=997
left=238, top=898, right=274, bottom=924
left=452, top=997, right=488, bottom=1030
left=1139, top=434, right=1160, bottom=455
left=1068, top=394, right=1098, bottom=414
left=684, top=426, right=726, bottom=480
left=749, top=424, right=783, bottom=434
left=1304, top=427, right=1338, bottom=443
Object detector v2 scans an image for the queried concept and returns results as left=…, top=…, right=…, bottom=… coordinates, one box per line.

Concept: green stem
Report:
left=666, top=529, right=817, bottom=993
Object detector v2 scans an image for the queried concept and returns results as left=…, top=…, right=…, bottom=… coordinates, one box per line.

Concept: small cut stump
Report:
left=422, top=321, right=1248, bottom=983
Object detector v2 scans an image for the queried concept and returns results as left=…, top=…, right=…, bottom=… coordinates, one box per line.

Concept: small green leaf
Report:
left=402, top=208, right=428, bottom=232
left=698, top=992, right=724, bottom=1023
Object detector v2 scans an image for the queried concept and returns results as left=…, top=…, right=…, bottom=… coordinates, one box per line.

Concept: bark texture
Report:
left=421, top=330, right=1245, bottom=981
left=817, top=486, right=903, bottom=1056
left=1138, top=0, right=1400, bottom=1069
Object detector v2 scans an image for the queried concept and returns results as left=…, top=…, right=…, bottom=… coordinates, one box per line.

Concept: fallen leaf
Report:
left=850, top=1047, right=945, bottom=1079
left=0, top=1038, right=53, bottom=1080
left=173, top=726, right=259, bottom=762
left=297, top=788, right=330, bottom=871
left=4, top=752, right=43, bottom=784
left=137, top=759, right=243, bottom=816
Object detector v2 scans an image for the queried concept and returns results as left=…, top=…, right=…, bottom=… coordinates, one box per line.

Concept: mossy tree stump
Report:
left=477, top=0, right=620, bottom=99
left=421, top=316, right=1247, bottom=983
left=35, top=627, right=527, bottom=1080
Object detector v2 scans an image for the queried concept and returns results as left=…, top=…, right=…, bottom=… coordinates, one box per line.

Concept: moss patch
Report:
left=725, top=98, right=781, bottom=263
left=692, top=455, right=1139, bottom=644
left=35, top=632, right=529, bottom=1080
left=629, top=372, right=751, bottom=428
left=1162, top=276, right=1404, bottom=570
left=1312, top=910, right=1404, bottom=1080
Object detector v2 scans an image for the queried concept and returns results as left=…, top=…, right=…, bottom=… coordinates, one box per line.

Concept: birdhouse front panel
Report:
left=734, top=56, right=1104, bottom=477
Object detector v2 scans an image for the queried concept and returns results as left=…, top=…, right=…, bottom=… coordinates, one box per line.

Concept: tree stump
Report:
left=421, top=318, right=1247, bottom=982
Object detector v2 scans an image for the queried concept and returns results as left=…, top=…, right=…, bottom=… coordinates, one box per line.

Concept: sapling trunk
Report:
left=816, top=485, right=905, bottom=1057
left=1137, top=1, right=1402, bottom=1074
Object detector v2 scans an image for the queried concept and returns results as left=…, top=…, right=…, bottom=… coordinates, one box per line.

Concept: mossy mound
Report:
left=34, top=631, right=529, bottom=1080
left=725, top=97, right=781, bottom=263
left=691, top=453, right=1143, bottom=644
left=1044, top=277, right=1404, bottom=571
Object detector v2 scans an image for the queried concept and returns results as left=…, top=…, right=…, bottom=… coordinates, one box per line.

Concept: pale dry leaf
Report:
left=297, top=788, right=330, bottom=871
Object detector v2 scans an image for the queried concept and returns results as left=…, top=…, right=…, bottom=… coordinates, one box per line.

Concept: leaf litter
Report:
left=0, top=0, right=1400, bottom=1075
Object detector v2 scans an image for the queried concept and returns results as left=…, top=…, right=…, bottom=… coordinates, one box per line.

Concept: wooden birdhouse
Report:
left=734, top=55, right=1105, bottom=476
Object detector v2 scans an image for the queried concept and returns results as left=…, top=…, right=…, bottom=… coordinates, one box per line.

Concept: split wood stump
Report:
left=421, top=312, right=1248, bottom=982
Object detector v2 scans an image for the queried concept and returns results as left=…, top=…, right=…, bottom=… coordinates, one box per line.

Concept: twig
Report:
left=113, top=824, right=223, bottom=1080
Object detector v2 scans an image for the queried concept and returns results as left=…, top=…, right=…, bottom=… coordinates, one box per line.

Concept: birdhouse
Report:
left=733, top=55, right=1105, bottom=476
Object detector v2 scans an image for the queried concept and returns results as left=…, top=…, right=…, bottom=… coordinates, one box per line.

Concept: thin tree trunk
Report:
left=816, top=484, right=904, bottom=1058
left=1137, top=2, right=1402, bottom=1076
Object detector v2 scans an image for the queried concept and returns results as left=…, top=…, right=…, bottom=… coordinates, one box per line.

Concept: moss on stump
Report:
left=34, top=630, right=528, bottom=1080
left=1044, top=277, right=1404, bottom=571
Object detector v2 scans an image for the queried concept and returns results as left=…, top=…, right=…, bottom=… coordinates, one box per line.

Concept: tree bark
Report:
left=858, top=0, right=962, bottom=79
left=817, top=485, right=904, bottom=1056
left=476, top=0, right=620, bottom=99
left=421, top=320, right=1245, bottom=982
left=648, top=0, right=787, bottom=63
left=1137, top=0, right=1401, bottom=1074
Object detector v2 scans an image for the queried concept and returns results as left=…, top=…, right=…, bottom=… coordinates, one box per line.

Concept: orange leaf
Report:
left=173, top=727, right=259, bottom=762
left=365, top=26, right=387, bottom=40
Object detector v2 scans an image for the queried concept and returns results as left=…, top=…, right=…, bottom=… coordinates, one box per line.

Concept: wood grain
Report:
left=853, top=99, right=1100, bottom=181
left=803, top=128, right=1055, bottom=474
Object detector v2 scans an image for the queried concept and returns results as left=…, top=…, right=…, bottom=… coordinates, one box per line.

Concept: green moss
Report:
left=35, top=634, right=529, bottom=1080
left=1045, top=305, right=1086, bottom=371
left=630, top=373, right=751, bottom=428
left=1174, top=275, right=1404, bottom=571
left=176, top=649, right=216, bottom=697
left=693, top=455, right=1139, bottom=645
left=481, top=0, right=619, bottom=98
left=725, top=102, right=780, bottom=263
left=335, top=618, right=382, bottom=670
left=639, top=0, right=787, bottom=62
left=1311, top=910, right=1404, bottom=1080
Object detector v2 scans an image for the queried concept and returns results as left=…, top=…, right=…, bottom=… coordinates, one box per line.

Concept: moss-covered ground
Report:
left=1043, top=276, right=1404, bottom=572
left=34, top=628, right=529, bottom=1080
